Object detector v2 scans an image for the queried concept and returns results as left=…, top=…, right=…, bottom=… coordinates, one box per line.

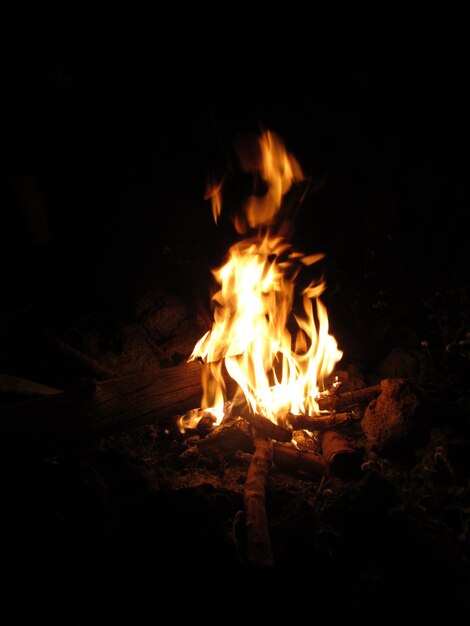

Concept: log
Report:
left=286, top=411, right=357, bottom=431
left=194, top=417, right=251, bottom=459
left=184, top=419, right=325, bottom=478
left=318, top=384, right=382, bottom=412
left=244, top=430, right=274, bottom=567
left=0, top=361, right=236, bottom=460
left=273, top=444, right=326, bottom=476
left=321, top=430, right=363, bottom=478
left=240, top=408, right=292, bottom=443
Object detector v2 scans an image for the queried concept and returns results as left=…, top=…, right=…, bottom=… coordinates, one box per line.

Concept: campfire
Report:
left=176, top=129, right=378, bottom=565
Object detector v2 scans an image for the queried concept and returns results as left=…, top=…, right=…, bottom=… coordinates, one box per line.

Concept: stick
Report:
left=318, top=384, right=382, bottom=412
left=46, top=333, right=118, bottom=380
left=286, top=411, right=356, bottom=431
left=244, top=429, right=274, bottom=567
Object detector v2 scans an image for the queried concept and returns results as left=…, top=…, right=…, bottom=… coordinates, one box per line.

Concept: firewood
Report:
left=240, top=408, right=292, bottom=442
left=272, top=444, right=326, bottom=476
left=188, top=418, right=325, bottom=478
left=0, top=362, right=236, bottom=459
left=286, top=411, right=356, bottom=431
left=321, top=430, right=363, bottom=478
left=244, top=429, right=274, bottom=567
left=194, top=417, right=251, bottom=459
left=318, top=384, right=382, bottom=412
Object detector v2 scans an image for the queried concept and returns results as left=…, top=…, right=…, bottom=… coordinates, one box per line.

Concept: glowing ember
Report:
left=189, top=130, right=342, bottom=428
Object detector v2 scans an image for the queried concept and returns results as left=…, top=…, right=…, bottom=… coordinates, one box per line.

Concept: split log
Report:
left=0, top=361, right=237, bottom=460
left=287, top=411, right=357, bottom=431
left=244, top=430, right=274, bottom=567
left=321, top=430, right=363, bottom=478
left=318, top=384, right=382, bottom=412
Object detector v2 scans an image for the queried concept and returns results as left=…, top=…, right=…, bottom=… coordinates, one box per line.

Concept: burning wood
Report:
left=191, top=416, right=251, bottom=460
left=240, top=408, right=292, bottom=442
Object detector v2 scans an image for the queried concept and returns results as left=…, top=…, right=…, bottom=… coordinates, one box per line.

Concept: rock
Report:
left=362, top=378, right=422, bottom=457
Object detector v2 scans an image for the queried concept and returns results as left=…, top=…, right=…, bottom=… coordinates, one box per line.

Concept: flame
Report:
left=189, top=130, right=342, bottom=427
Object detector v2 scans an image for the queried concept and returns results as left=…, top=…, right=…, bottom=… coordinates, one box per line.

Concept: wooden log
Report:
left=183, top=420, right=325, bottom=478
left=0, top=361, right=236, bottom=460
left=244, top=430, right=274, bottom=567
left=240, top=408, right=292, bottom=443
left=273, top=444, right=326, bottom=476
left=286, top=411, right=357, bottom=431
left=318, top=384, right=382, bottom=412
left=194, top=417, right=251, bottom=459
left=321, top=430, right=363, bottom=478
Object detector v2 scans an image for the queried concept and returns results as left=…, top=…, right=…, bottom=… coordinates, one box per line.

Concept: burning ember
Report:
left=185, top=130, right=343, bottom=430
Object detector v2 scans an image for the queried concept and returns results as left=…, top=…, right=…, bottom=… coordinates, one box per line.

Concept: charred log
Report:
left=240, top=408, right=292, bottom=443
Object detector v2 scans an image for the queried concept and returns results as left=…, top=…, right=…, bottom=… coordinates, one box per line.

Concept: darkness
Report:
left=2, top=4, right=469, bottom=624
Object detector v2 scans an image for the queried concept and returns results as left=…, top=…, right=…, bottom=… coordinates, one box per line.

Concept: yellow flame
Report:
left=190, top=130, right=342, bottom=426
left=205, top=178, right=223, bottom=224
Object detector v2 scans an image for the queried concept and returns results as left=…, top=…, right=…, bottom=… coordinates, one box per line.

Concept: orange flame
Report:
left=189, top=130, right=342, bottom=427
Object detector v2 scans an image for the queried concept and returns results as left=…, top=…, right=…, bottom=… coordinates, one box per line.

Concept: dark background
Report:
left=4, top=4, right=466, bottom=335
left=1, top=5, right=469, bottom=623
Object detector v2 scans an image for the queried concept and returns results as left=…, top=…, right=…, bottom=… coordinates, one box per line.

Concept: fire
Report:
left=189, top=130, right=342, bottom=428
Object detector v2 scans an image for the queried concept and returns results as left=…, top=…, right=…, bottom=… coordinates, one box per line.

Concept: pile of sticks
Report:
left=181, top=382, right=383, bottom=567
